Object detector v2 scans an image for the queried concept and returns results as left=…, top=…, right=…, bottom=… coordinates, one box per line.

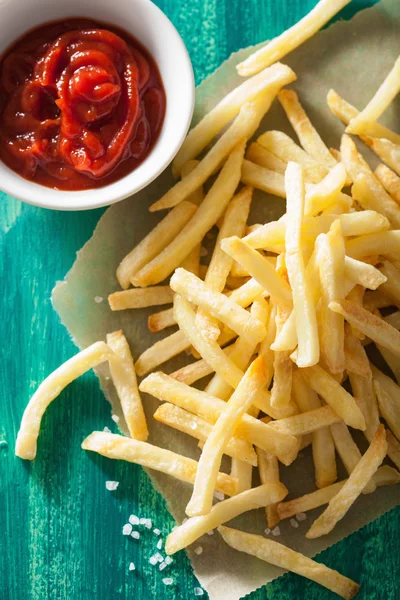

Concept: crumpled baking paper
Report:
left=52, top=1, right=400, bottom=597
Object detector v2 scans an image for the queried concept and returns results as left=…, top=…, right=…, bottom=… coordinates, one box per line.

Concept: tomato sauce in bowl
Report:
left=0, top=19, right=166, bottom=190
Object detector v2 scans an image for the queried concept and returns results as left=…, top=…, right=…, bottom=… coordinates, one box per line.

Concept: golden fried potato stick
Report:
left=268, top=405, right=342, bottom=436
left=139, top=372, right=300, bottom=463
left=364, top=136, right=400, bottom=177
left=218, top=526, right=359, bottom=599
left=330, top=299, right=400, bottom=357
left=278, top=89, right=337, bottom=168
left=166, top=482, right=287, bottom=554
left=172, top=62, right=296, bottom=177
left=344, top=324, right=371, bottom=378
left=372, top=366, right=400, bottom=442
left=246, top=141, right=287, bottom=173
left=236, top=0, right=352, bottom=76
left=257, top=448, right=281, bottom=528
left=375, top=163, right=400, bottom=203
left=305, top=163, right=347, bottom=216
left=241, top=160, right=286, bottom=198
left=186, top=357, right=268, bottom=516
left=132, top=141, right=245, bottom=286
left=301, top=365, right=366, bottom=430
left=106, top=331, right=148, bottom=441
left=347, top=56, right=400, bottom=135
left=82, top=432, right=238, bottom=496
left=135, top=330, right=190, bottom=377
left=349, top=372, right=380, bottom=445
left=346, top=230, right=400, bottom=260
left=116, top=201, right=197, bottom=289
left=16, top=342, right=115, bottom=460
left=307, top=425, right=387, bottom=539
left=344, top=257, right=386, bottom=291
left=148, top=307, right=176, bottom=332
left=108, top=286, right=174, bottom=310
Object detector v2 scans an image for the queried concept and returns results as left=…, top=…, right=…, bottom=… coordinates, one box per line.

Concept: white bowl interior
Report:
left=0, top=0, right=194, bottom=209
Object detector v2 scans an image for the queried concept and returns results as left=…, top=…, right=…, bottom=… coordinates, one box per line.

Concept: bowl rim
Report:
left=0, top=0, right=195, bottom=211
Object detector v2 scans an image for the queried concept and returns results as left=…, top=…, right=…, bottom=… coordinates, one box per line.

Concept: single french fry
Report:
left=154, top=403, right=257, bottom=465
left=221, top=236, right=293, bottom=309
left=82, top=432, right=238, bottom=496
left=344, top=324, right=372, bottom=377
left=292, top=372, right=337, bottom=488
left=306, top=425, right=387, bottom=539
left=285, top=162, right=319, bottom=367
left=196, top=186, right=253, bottom=342
left=330, top=421, right=376, bottom=494
left=230, top=458, right=253, bottom=493
left=135, top=330, right=189, bottom=377
left=139, top=372, right=300, bottom=464
left=228, top=278, right=266, bottom=307
left=172, top=62, right=296, bottom=177
left=327, top=89, right=400, bottom=144
left=375, top=163, right=400, bottom=204
left=186, top=357, right=269, bottom=516
left=116, top=201, right=197, bottom=289
left=278, top=465, right=400, bottom=520
left=305, top=163, right=347, bottom=216
left=364, top=136, right=400, bottom=177
left=166, top=482, right=287, bottom=554
left=236, top=0, right=352, bottom=76
left=241, top=159, right=286, bottom=198
left=268, top=405, right=342, bottom=436
left=330, top=299, right=400, bottom=357
left=106, top=331, right=148, bottom=441
left=372, top=365, right=400, bottom=441
left=301, top=365, right=366, bottom=430
left=150, top=103, right=258, bottom=212
left=257, top=130, right=328, bottom=183
left=219, top=526, right=359, bottom=600
left=132, top=142, right=245, bottom=286
left=347, top=56, right=400, bottom=135
left=344, top=257, right=386, bottom=291
left=270, top=327, right=293, bottom=409
left=257, top=448, right=281, bottom=528
left=349, top=372, right=380, bottom=444
left=180, top=244, right=201, bottom=276
left=247, top=141, right=287, bottom=173
left=15, top=342, right=115, bottom=460
left=108, top=286, right=174, bottom=310
left=346, top=285, right=366, bottom=340
left=346, top=230, right=400, bottom=261
left=379, top=261, right=400, bottom=307
left=278, top=89, right=337, bottom=168
left=181, top=159, right=204, bottom=207
left=148, top=307, right=176, bottom=332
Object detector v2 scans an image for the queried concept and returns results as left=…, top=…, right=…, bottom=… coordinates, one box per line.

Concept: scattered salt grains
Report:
left=105, top=481, right=119, bottom=491
left=94, top=296, right=103, bottom=303
left=162, top=578, right=174, bottom=586
left=154, top=552, right=164, bottom=563
left=122, top=524, right=133, bottom=536
left=296, top=512, right=307, bottom=522
left=264, top=528, right=271, bottom=536
left=103, top=426, right=111, bottom=433
left=129, top=515, right=140, bottom=525
left=194, top=588, right=204, bottom=596
left=149, top=555, right=159, bottom=566
left=157, top=539, right=163, bottom=550
left=139, top=517, right=152, bottom=528
left=194, top=546, right=203, bottom=556
left=164, top=556, right=173, bottom=566
left=213, top=491, right=224, bottom=501
left=131, top=531, right=140, bottom=540
left=290, top=518, right=299, bottom=529
left=159, top=562, right=167, bottom=571
left=272, top=526, right=281, bottom=537
left=153, top=528, right=161, bottom=536
left=128, top=562, right=135, bottom=571
left=111, top=414, right=120, bottom=423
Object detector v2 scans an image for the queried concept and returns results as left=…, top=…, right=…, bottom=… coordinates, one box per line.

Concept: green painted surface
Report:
left=1, top=1, right=398, bottom=599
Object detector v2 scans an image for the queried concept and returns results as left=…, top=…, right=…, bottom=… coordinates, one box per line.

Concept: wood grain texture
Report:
left=1, top=1, right=398, bottom=599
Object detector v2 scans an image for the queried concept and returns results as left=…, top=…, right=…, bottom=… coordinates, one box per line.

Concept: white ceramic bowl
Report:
left=0, top=0, right=195, bottom=210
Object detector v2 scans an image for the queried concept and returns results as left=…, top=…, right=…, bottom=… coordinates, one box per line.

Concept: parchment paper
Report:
left=52, top=1, right=400, bottom=597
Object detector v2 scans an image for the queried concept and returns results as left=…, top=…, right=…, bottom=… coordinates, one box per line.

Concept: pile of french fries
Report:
left=15, top=1, right=400, bottom=597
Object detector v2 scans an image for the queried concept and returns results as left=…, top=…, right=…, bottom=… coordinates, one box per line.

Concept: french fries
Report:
left=241, top=159, right=286, bottom=198
left=236, top=0, right=352, bottom=76
left=82, top=432, right=238, bottom=496
left=257, top=448, right=281, bottom=528
left=372, top=366, right=400, bottom=442
left=306, top=425, right=387, bottom=539
left=349, top=372, right=380, bottom=444
left=305, top=163, right=347, bottom=216
left=375, top=163, right=400, bottom=203
left=16, top=342, right=115, bottom=460
left=108, top=286, right=174, bottom=310
left=148, top=307, right=175, bottom=332
left=135, top=330, right=190, bottom=377
left=345, top=230, right=400, bottom=261
left=246, top=141, right=287, bottom=173
left=218, top=526, right=360, bottom=599
left=364, top=136, right=400, bottom=177
left=346, top=56, right=400, bottom=135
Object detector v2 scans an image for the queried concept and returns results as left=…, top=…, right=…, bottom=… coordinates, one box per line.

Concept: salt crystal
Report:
left=129, top=515, right=140, bottom=525
left=165, top=556, right=173, bottom=565
left=159, top=562, right=167, bottom=571
left=105, top=481, right=119, bottom=491
left=194, top=588, right=204, bottom=596
left=129, top=562, right=135, bottom=571
left=111, top=414, right=120, bottom=423
left=157, top=539, right=163, bottom=550
left=94, top=296, right=103, bottom=303
left=207, top=530, right=214, bottom=536
left=272, top=526, right=281, bottom=537
left=145, top=519, right=153, bottom=529
left=194, top=546, right=203, bottom=555
left=296, top=512, right=307, bottom=522
left=154, top=552, right=164, bottom=563
left=264, top=528, right=271, bottom=535
left=103, top=426, right=111, bottom=433
left=149, top=555, right=158, bottom=566
left=153, top=528, right=161, bottom=536
left=131, top=531, right=140, bottom=540
left=162, top=578, right=173, bottom=586
left=122, top=524, right=133, bottom=536
left=213, top=491, right=224, bottom=501
left=290, top=518, right=299, bottom=529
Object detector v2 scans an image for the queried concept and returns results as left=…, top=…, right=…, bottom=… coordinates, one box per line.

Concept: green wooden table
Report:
left=1, top=1, right=399, bottom=598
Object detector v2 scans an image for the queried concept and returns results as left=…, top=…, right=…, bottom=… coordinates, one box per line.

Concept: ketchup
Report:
left=0, top=19, right=166, bottom=191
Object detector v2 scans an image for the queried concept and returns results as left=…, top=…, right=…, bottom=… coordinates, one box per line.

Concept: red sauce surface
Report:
left=0, top=19, right=166, bottom=190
